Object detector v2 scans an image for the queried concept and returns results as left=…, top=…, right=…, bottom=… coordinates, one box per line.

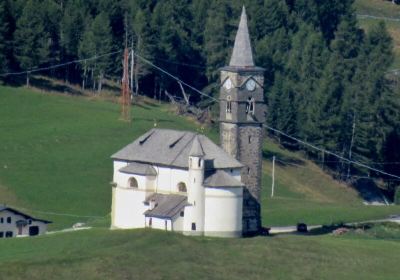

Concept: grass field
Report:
left=0, top=85, right=399, bottom=230
left=0, top=228, right=399, bottom=280
left=0, top=85, right=400, bottom=279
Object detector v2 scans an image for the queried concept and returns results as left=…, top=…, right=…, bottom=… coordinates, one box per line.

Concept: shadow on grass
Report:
left=263, top=149, right=306, bottom=167
left=32, top=76, right=83, bottom=95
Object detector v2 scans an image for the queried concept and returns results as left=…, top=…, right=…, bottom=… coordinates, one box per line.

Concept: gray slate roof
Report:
left=111, top=129, right=243, bottom=170
left=189, top=135, right=205, bottom=157
left=0, top=205, right=52, bottom=224
left=119, top=162, right=157, bottom=176
left=229, top=6, right=254, bottom=68
left=144, top=194, right=188, bottom=219
left=204, top=170, right=244, bottom=188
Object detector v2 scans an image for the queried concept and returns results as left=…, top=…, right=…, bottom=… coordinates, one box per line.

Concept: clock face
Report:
left=246, top=79, right=256, bottom=91
left=223, top=78, right=233, bottom=90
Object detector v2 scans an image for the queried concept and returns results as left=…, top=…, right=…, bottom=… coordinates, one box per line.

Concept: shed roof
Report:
left=144, top=194, right=188, bottom=219
left=204, top=170, right=244, bottom=188
left=111, top=129, right=243, bottom=170
left=119, top=162, right=157, bottom=176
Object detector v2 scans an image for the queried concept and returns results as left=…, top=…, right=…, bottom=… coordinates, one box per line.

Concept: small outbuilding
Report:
left=0, top=205, right=52, bottom=238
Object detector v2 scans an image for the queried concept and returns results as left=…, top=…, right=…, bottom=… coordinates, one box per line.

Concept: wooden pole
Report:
left=271, top=156, right=275, bottom=198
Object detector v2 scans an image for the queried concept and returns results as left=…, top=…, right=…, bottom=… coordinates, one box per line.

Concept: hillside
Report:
left=355, top=0, right=400, bottom=69
left=0, top=228, right=399, bottom=280
left=0, top=85, right=399, bottom=230
left=1, top=86, right=400, bottom=279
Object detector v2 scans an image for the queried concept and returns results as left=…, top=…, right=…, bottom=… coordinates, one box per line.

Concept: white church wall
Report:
left=204, top=187, right=243, bottom=237
left=112, top=187, right=148, bottom=229
left=154, top=166, right=188, bottom=193
left=145, top=217, right=171, bottom=231
left=113, top=160, right=128, bottom=185
left=172, top=212, right=184, bottom=232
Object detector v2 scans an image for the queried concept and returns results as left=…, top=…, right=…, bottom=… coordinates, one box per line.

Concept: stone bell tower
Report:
left=219, top=7, right=266, bottom=236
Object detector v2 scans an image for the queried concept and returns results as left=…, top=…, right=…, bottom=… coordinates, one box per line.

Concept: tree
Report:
left=14, top=0, right=50, bottom=86
left=78, top=12, right=113, bottom=93
left=0, top=0, right=10, bottom=74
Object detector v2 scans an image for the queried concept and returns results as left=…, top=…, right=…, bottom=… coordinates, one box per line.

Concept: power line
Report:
left=271, top=156, right=400, bottom=181
left=133, top=52, right=219, bottom=102
left=0, top=49, right=123, bottom=77
left=265, top=125, right=400, bottom=180
left=132, top=52, right=400, bottom=181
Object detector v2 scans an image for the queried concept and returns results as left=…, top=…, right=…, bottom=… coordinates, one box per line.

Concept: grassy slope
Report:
left=355, top=0, right=400, bottom=69
left=0, top=229, right=399, bottom=280
left=0, top=86, right=212, bottom=229
left=0, top=85, right=399, bottom=230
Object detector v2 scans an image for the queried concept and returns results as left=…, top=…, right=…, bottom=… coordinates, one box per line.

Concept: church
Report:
left=110, top=7, right=266, bottom=237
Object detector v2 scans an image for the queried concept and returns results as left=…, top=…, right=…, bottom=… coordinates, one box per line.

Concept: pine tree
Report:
left=0, top=0, right=9, bottom=73
left=14, top=0, right=50, bottom=86
left=78, top=12, right=112, bottom=93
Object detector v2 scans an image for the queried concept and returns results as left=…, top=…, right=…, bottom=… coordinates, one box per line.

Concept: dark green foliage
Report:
left=0, top=0, right=9, bottom=73
left=14, top=0, right=50, bottom=70
left=0, top=0, right=399, bottom=191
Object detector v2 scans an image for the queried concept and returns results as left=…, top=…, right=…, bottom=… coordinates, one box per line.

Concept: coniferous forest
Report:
left=0, top=0, right=400, bottom=197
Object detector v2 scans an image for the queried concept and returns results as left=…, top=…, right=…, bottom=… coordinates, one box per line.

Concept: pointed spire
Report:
left=229, top=6, right=254, bottom=68
left=189, top=135, right=205, bottom=157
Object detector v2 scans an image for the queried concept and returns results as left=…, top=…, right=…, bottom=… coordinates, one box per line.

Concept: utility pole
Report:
left=271, top=156, right=275, bottom=198
left=130, top=47, right=134, bottom=100
left=120, top=47, right=131, bottom=122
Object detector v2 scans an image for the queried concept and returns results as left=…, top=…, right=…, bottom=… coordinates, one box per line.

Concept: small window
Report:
left=0, top=232, right=3, bottom=238
left=226, top=96, right=232, bottom=113
left=192, top=223, right=196, bottom=231
left=28, top=219, right=32, bottom=225
left=180, top=211, right=184, bottom=217
left=7, top=217, right=11, bottom=224
left=246, top=97, right=255, bottom=115
left=0, top=218, right=3, bottom=223
left=129, top=177, right=138, bottom=188
left=178, top=182, right=187, bottom=193
left=247, top=167, right=251, bottom=175
left=5, top=231, right=13, bottom=238
left=198, top=158, right=202, bottom=167
left=248, top=136, right=252, bottom=144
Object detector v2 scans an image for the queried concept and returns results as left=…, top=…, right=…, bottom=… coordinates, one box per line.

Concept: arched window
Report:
left=129, top=177, right=138, bottom=188
left=246, top=97, right=255, bottom=115
left=177, top=182, right=187, bottom=193
left=226, top=96, right=232, bottom=113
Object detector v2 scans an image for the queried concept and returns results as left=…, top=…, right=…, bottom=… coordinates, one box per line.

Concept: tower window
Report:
left=180, top=211, right=184, bottom=217
left=248, top=136, right=252, bottom=144
left=192, top=223, right=196, bottom=231
left=226, top=96, right=232, bottom=113
left=198, top=158, right=202, bottom=167
left=246, top=97, right=255, bottom=115
left=247, top=167, right=251, bottom=175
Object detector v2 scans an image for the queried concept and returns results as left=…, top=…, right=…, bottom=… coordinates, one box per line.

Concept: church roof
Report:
left=144, top=194, right=188, bottom=219
left=189, top=135, right=205, bottom=157
left=204, top=170, right=244, bottom=188
left=119, top=162, right=157, bottom=176
left=229, top=6, right=254, bottom=68
left=111, top=129, right=243, bottom=170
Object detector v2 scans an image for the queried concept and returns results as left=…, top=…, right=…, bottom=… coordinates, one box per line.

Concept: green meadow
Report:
left=0, top=86, right=399, bottom=230
left=0, top=86, right=399, bottom=279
